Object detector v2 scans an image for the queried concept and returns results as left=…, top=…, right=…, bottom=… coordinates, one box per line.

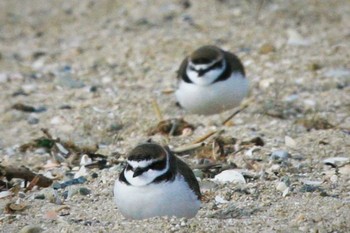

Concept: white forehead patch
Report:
left=187, top=60, right=226, bottom=86
left=190, top=63, right=210, bottom=70
left=124, top=151, right=170, bottom=186
left=127, top=159, right=156, bottom=169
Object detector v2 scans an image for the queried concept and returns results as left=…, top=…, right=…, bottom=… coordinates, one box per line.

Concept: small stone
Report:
left=0, top=191, right=13, bottom=199
left=285, top=136, right=296, bottom=148
left=74, top=166, right=88, bottom=179
left=301, top=180, right=322, bottom=186
left=52, top=182, right=61, bottom=190
left=19, top=225, right=43, bottom=233
left=287, top=29, right=310, bottom=46
left=215, top=195, right=229, bottom=204
left=324, top=68, right=350, bottom=78
left=308, top=63, right=322, bottom=71
left=303, top=99, right=316, bottom=107
left=66, top=187, right=79, bottom=199
left=0, top=73, right=8, bottom=83
left=27, top=115, right=39, bottom=125
left=276, top=181, right=288, bottom=192
left=79, top=187, right=91, bottom=196
left=80, top=154, right=92, bottom=166
left=44, top=210, right=58, bottom=220
left=213, top=170, right=246, bottom=184
left=55, top=66, right=85, bottom=89
left=193, top=169, right=204, bottom=179
left=259, top=43, right=276, bottom=54
left=339, top=164, right=350, bottom=176
left=34, top=194, right=46, bottom=200
left=330, top=174, right=338, bottom=183
left=284, top=94, right=299, bottom=102
left=270, top=150, right=290, bottom=162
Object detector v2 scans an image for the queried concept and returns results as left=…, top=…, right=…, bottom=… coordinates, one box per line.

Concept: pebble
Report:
left=44, top=189, right=62, bottom=205
left=0, top=190, right=13, bottom=199
left=215, top=195, right=229, bottom=204
left=192, top=169, right=204, bottom=179
left=276, top=181, right=289, bottom=193
left=303, top=99, right=316, bottom=107
left=301, top=180, right=322, bottom=186
left=0, top=73, right=8, bottom=83
left=74, top=166, right=88, bottom=179
left=213, top=170, right=246, bottom=184
left=287, top=29, right=310, bottom=46
left=259, top=43, right=276, bottom=54
left=27, top=115, right=39, bottom=125
left=324, top=68, right=350, bottom=78
left=21, top=84, right=38, bottom=93
left=19, top=225, right=43, bottom=233
left=66, top=187, right=79, bottom=199
left=55, top=66, right=85, bottom=89
left=285, top=136, right=296, bottom=148
left=200, top=180, right=218, bottom=191
left=80, top=154, right=92, bottom=166
left=43, top=210, right=58, bottom=220
left=284, top=94, right=299, bottom=102
left=339, top=164, right=350, bottom=176
left=79, top=187, right=91, bottom=196
left=300, top=184, right=320, bottom=193
left=270, top=150, right=290, bottom=162
left=53, top=176, right=87, bottom=189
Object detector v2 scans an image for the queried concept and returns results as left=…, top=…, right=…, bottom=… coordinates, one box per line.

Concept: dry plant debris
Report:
left=147, top=118, right=195, bottom=136
left=0, top=165, right=53, bottom=188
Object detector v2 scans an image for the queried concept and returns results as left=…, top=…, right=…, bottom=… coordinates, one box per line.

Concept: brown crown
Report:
left=189, top=45, right=223, bottom=64
left=127, top=143, right=167, bottom=162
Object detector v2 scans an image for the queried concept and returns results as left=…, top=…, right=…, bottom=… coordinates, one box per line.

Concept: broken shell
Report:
left=213, top=170, right=246, bottom=184
left=276, top=181, right=288, bottom=192
left=8, top=202, right=27, bottom=211
left=0, top=191, right=13, bottom=199
left=80, top=154, right=92, bottom=166
left=215, top=195, right=229, bottom=204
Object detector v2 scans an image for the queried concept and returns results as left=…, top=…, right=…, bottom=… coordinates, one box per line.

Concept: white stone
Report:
left=213, top=170, right=246, bottom=184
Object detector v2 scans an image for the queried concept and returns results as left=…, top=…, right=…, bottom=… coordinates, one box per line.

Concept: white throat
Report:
left=124, top=155, right=169, bottom=187
left=186, top=60, right=226, bottom=86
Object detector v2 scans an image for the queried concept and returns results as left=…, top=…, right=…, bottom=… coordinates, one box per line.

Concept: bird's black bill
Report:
left=133, top=167, right=146, bottom=177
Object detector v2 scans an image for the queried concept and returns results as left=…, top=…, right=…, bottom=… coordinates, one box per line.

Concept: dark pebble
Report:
left=79, top=187, right=91, bottom=196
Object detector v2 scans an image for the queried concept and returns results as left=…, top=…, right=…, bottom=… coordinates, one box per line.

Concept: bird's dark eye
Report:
left=211, top=60, right=223, bottom=69
left=149, top=160, right=166, bottom=170
left=125, top=164, right=132, bottom=171
left=189, top=66, right=196, bottom=71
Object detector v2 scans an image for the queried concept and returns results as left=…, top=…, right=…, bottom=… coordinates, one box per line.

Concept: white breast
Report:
left=114, top=175, right=200, bottom=220
left=175, top=72, right=249, bottom=115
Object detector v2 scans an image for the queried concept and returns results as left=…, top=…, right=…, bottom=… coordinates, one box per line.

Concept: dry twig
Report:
left=0, top=165, right=52, bottom=188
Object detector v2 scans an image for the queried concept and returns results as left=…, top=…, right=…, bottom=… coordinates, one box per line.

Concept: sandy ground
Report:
left=0, top=0, right=349, bottom=232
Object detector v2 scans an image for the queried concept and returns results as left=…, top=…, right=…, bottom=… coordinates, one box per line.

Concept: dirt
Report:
left=0, top=0, right=349, bottom=232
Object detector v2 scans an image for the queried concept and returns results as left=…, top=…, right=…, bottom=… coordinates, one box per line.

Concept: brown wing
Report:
left=223, top=50, right=245, bottom=76
left=175, top=156, right=201, bottom=200
left=177, top=56, right=191, bottom=82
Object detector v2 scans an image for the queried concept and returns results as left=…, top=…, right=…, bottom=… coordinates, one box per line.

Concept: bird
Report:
left=175, top=45, right=249, bottom=115
left=114, top=142, right=201, bottom=220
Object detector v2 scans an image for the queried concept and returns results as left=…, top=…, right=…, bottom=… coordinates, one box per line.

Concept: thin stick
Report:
left=172, top=142, right=205, bottom=153
left=221, top=97, right=252, bottom=126
left=192, top=130, right=217, bottom=144
left=151, top=98, right=163, bottom=121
